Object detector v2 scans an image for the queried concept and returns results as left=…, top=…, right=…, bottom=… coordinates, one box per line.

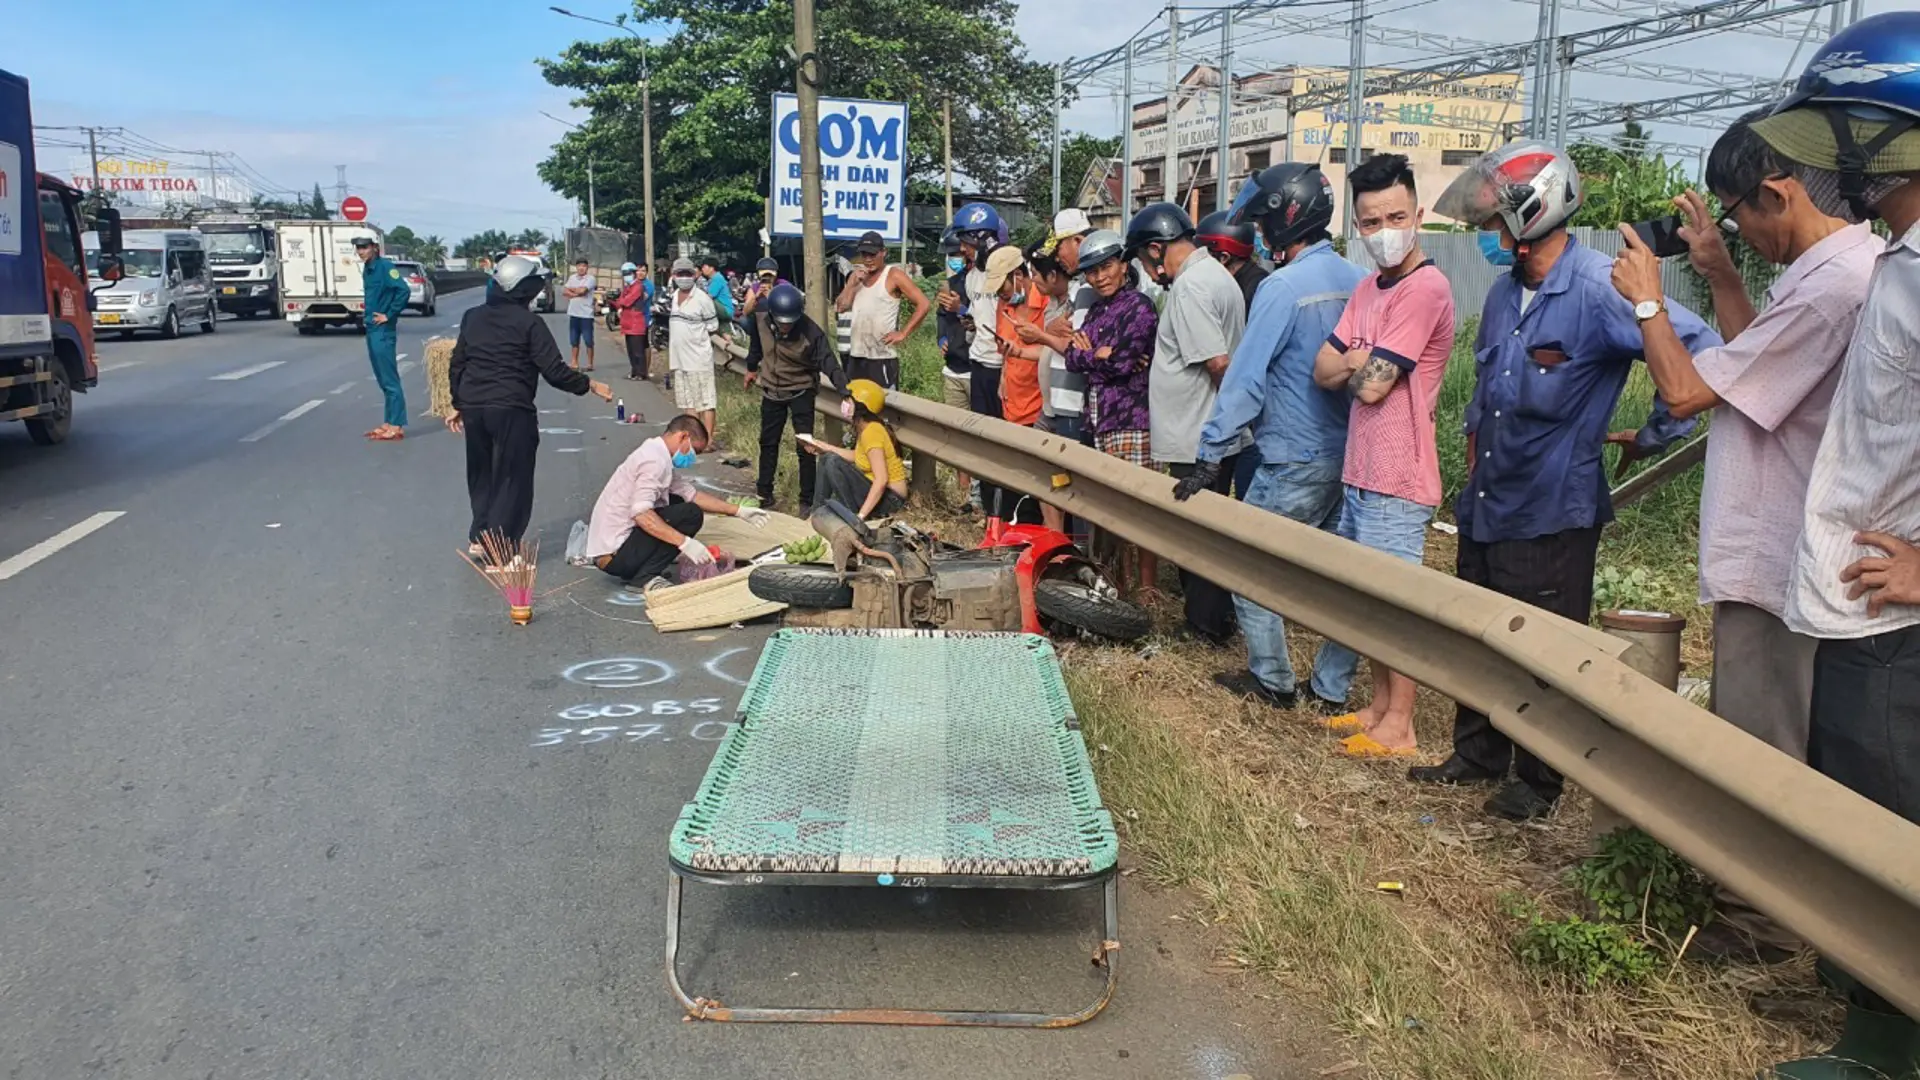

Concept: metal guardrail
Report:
left=817, top=389, right=1920, bottom=1014
left=428, top=270, right=489, bottom=294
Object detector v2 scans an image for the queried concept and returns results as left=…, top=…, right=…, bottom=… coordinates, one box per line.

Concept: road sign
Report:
left=769, top=94, right=908, bottom=243
left=340, top=195, right=368, bottom=222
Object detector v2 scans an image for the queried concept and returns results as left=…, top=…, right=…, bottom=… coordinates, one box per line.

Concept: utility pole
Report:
left=1121, top=39, right=1135, bottom=217
left=87, top=127, right=101, bottom=196
left=1344, top=0, right=1367, bottom=245
left=334, top=165, right=347, bottom=213
left=1215, top=11, right=1234, bottom=213
left=793, top=0, right=830, bottom=331
left=1051, top=65, right=1064, bottom=215
left=942, top=96, right=954, bottom=222
left=206, top=151, right=220, bottom=208
left=640, top=44, right=656, bottom=284
left=1163, top=7, right=1180, bottom=207
left=587, top=156, right=597, bottom=228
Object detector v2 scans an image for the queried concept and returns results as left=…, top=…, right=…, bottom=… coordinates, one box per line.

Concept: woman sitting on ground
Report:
left=802, top=379, right=908, bottom=520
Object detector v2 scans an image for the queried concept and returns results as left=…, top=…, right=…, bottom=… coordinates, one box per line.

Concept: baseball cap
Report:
left=982, top=244, right=1026, bottom=293
left=853, top=230, right=886, bottom=255
left=671, top=256, right=696, bottom=274
left=1050, top=208, right=1094, bottom=237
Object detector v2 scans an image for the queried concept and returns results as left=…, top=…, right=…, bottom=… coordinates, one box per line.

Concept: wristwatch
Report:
left=1633, top=299, right=1665, bottom=324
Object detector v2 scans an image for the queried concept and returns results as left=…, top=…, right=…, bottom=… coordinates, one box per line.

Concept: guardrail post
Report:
left=1593, top=609, right=1686, bottom=844
left=910, top=448, right=939, bottom=500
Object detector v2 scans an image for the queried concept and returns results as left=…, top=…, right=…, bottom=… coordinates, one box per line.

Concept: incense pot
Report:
left=509, top=604, right=533, bottom=626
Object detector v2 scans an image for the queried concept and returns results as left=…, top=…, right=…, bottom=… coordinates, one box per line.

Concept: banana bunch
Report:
left=782, top=535, right=829, bottom=563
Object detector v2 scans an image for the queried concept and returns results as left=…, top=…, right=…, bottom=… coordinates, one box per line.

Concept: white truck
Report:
left=199, top=213, right=283, bottom=319
left=274, top=220, right=381, bottom=334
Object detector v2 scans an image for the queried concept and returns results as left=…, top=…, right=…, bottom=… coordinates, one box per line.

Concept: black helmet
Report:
left=766, top=282, right=805, bottom=326
left=938, top=226, right=961, bottom=255
left=1195, top=210, right=1256, bottom=261
left=1227, top=163, right=1336, bottom=255
left=755, top=256, right=778, bottom=274
left=1122, top=202, right=1195, bottom=259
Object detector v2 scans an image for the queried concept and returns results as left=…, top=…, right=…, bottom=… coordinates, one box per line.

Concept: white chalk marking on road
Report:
left=330, top=382, right=355, bottom=395
left=97, top=360, right=144, bottom=374
left=240, top=399, right=325, bottom=443
left=0, top=511, right=127, bottom=583
left=398, top=360, right=415, bottom=375
left=210, top=361, right=286, bottom=381
left=555, top=447, right=582, bottom=453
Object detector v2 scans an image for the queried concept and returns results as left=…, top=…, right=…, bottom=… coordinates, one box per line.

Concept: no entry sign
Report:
left=340, top=195, right=368, bottom=222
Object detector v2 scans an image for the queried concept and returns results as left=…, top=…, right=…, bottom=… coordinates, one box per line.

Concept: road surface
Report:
left=0, top=294, right=1297, bottom=1079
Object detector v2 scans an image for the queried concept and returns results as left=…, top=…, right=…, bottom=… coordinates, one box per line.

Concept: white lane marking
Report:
left=330, top=382, right=355, bottom=394
left=97, top=360, right=144, bottom=374
left=555, top=447, right=582, bottom=453
left=210, top=360, right=286, bottom=381
left=0, top=512, right=127, bottom=582
left=240, top=399, right=325, bottom=443
left=397, top=353, right=409, bottom=361
left=398, top=360, right=415, bottom=375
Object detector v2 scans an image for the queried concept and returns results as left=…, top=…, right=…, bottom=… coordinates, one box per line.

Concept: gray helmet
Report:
left=492, top=253, right=547, bottom=292
left=1075, top=228, right=1126, bottom=273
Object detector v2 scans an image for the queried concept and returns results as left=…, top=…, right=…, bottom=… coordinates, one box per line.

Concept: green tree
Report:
left=538, top=0, right=1053, bottom=257
left=386, top=224, right=422, bottom=258
left=455, top=229, right=513, bottom=260
left=309, top=183, right=329, bottom=219
left=1569, top=125, right=1689, bottom=228
left=1021, top=132, right=1119, bottom=218
left=416, top=235, right=446, bottom=266
left=513, top=228, right=551, bottom=250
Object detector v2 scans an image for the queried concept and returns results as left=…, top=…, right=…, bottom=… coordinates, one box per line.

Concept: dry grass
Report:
left=1065, top=629, right=1835, bottom=1079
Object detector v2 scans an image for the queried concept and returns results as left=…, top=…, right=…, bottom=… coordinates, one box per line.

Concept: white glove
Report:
left=677, top=536, right=714, bottom=565
left=737, top=506, right=771, bottom=528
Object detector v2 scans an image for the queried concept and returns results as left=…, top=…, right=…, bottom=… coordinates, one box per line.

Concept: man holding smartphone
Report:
left=1416, top=141, right=1720, bottom=821
left=1610, top=111, right=1877, bottom=963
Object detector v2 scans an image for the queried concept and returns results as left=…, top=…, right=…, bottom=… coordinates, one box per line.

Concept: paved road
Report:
left=0, top=296, right=1293, bottom=1079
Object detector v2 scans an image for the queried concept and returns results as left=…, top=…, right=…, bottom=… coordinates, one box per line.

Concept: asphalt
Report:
left=0, top=293, right=1301, bottom=1080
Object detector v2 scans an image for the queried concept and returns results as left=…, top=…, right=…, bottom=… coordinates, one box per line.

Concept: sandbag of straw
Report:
left=424, top=335, right=456, bottom=419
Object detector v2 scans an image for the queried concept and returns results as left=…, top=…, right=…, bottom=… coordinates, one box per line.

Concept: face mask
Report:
left=622, top=273, right=635, bottom=284
left=1253, top=231, right=1273, bottom=264
left=946, top=256, right=966, bottom=274
left=1008, top=288, right=1028, bottom=306
left=674, top=275, right=696, bottom=289
left=671, top=447, right=696, bottom=469
left=1790, top=163, right=1910, bottom=224
left=1478, top=229, right=1515, bottom=267
left=1361, top=226, right=1417, bottom=269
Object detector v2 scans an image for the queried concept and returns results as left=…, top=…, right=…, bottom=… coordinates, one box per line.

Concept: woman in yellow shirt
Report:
left=802, top=379, right=908, bottom=519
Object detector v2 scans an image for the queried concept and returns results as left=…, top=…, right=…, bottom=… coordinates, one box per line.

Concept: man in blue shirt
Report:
left=1419, top=141, right=1718, bottom=820
left=1175, top=163, right=1364, bottom=711
left=699, top=255, right=735, bottom=326
left=354, top=237, right=413, bottom=440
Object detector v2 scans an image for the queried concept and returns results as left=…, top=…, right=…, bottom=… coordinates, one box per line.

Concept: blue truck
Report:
left=1, top=67, right=118, bottom=445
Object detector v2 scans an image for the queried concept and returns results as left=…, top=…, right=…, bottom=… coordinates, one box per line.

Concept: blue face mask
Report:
left=946, top=256, right=966, bottom=274
left=1478, top=229, right=1515, bottom=267
left=1008, top=289, right=1027, bottom=307
left=671, top=446, right=696, bottom=469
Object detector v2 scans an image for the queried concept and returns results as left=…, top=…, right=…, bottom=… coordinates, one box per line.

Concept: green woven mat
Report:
left=670, top=629, right=1118, bottom=878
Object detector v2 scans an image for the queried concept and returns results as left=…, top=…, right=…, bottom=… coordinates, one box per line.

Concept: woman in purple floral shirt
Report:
left=1064, top=230, right=1161, bottom=598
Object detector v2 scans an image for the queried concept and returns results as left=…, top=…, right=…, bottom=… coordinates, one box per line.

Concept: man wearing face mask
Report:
left=1744, top=20, right=1920, bottom=1073
left=666, top=256, right=719, bottom=440
left=743, top=282, right=848, bottom=512
left=612, top=262, right=651, bottom=382
left=950, top=203, right=1013, bottom=520
left=1183, top=163, right=1364, bottom=712
left=1607, top=112, right=1876, bottom=964
left=1416, top=141, right=1715, bottom=820
left=1310, top=153, right=1456, bottom=761
left=585, top=415, right=766, bottom=592
left=1128, top=202, right=1247, bottom=644
left=933, top=229, right=977, bottom=508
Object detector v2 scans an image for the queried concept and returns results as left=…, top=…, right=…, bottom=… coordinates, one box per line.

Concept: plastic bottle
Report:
left=615, top=398, right=626, bottom=422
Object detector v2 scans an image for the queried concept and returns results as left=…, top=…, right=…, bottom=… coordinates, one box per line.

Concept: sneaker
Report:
left=1211, top=670, right=1298, bottom=710
left=1307, top=694, right=1349, bottom=717
left=1407, top=755, right=1504, bottom=786
left=1483, top=780, right=1558, bottom=821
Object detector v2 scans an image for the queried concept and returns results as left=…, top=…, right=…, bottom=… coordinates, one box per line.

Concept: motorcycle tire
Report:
left=1033, top=579, right=1152, bottom=642
left=748, top=564, right=853, bottom=609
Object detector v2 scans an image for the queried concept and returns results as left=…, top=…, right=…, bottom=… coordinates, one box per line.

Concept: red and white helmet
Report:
left=1434, top=140, right=1583, bottom=242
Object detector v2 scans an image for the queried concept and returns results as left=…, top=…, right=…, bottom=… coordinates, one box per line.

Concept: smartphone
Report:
left=1630, top=215, right=1690, bottom=258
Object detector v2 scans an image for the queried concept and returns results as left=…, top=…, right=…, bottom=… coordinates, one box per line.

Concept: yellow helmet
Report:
left=846, top=379, right=886, bottom=415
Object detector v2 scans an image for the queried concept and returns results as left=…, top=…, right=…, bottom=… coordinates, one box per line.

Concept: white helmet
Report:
left=492, top=253, right=548, bottom=292
left=1434, top=140, right=1583, bottom=242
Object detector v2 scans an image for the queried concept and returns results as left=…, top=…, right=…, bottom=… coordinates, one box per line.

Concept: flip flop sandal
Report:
left=1324, top=712, right=1366, bottom=734
left=369, top=428, right=405, bottom=441
left=1337, top=733, right=1416, bottom=759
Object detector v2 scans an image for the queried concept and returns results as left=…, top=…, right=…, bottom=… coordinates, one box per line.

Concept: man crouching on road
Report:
left=584, top=415, right=770, bottom=593
left=447, top=254, right=613, bottom=558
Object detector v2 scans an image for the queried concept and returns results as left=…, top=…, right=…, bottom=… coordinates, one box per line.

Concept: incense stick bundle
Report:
left=461, top=531, right=540, bottom=625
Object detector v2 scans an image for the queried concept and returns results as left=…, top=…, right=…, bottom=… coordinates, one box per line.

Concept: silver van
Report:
left=88, top=230, right=217, bottom=339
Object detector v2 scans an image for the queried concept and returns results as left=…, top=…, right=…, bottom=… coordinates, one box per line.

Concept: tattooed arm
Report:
left=1350, top=351, right=1404, bottom=404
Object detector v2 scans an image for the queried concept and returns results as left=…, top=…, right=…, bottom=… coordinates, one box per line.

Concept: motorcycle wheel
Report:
left=1034, top=579, right=1152, bottom=642
left=748, top=564, right=853, bottom=609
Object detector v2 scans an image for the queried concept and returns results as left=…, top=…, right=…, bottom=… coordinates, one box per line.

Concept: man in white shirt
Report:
left=562, top=257, right=598, bottom=372
left=666, top=256, right=719, bottom=440
left=586, top=415, right=766, bottom=590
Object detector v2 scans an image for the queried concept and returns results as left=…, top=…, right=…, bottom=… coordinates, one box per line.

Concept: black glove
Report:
left=1171, top=460, right=1223, bottom=502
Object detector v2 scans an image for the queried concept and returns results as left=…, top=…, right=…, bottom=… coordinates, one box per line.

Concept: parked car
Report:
left=390, top=259, right=436, bottom=316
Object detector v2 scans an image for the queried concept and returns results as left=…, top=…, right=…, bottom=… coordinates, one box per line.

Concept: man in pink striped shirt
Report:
left=1311, top=154, right=1457, bottom=758
left=1612, top=111, right=1877, bottom=963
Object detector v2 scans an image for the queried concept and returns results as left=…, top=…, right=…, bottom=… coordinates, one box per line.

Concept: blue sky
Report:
left=17, top=0, right=1903, bottom=242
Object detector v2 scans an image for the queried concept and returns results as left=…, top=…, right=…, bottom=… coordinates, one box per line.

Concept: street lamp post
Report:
left=551, top=7, right=656, bottom=279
